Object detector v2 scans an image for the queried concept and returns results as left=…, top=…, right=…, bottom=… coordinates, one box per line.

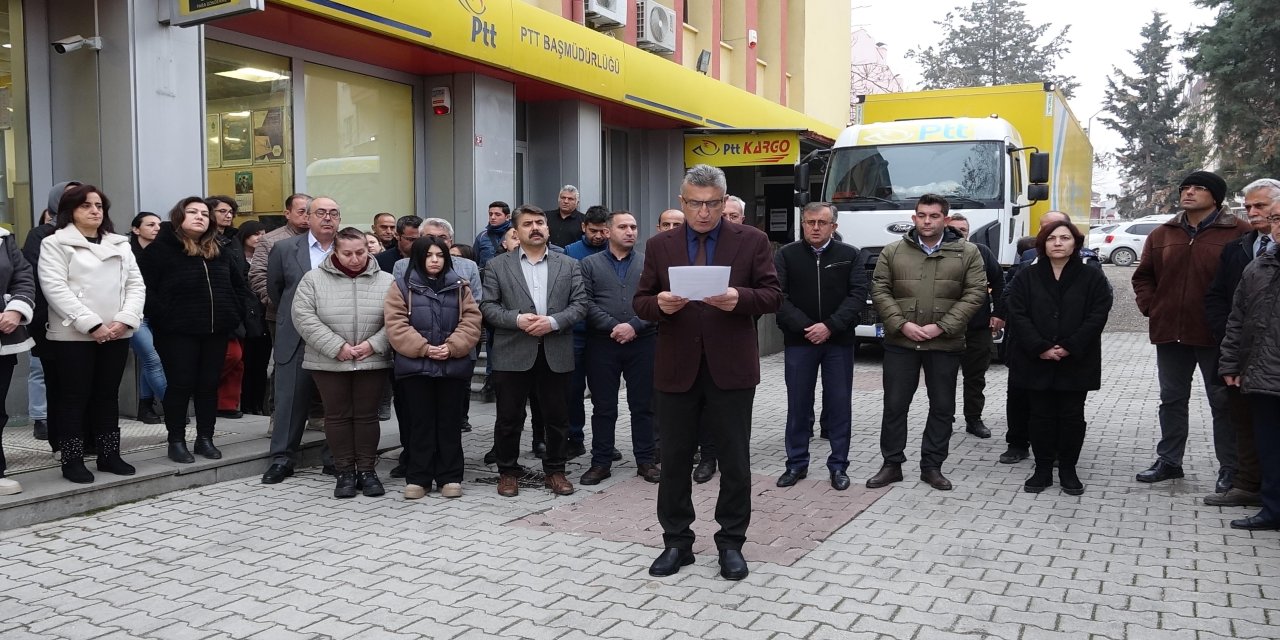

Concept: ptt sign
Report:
left=684, top=133, right=800, bottom=167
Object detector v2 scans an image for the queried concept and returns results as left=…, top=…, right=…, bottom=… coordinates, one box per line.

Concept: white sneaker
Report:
left=0, top=477, right=22, bottom=496
left=440, top=483, right=463, bottom=499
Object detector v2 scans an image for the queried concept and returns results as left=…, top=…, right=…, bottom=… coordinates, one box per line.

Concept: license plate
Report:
left=874, top=323, right=884, bottom=338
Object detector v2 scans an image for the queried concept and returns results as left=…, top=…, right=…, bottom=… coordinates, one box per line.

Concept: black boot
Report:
left=1059, top=466, right=1084, bottom=496
left=167, top=441, right=195, bottom=464
left=334, top=472, right=359, bottom=498
left=60, top=438, right=94, bottom=484
left=358, top=470, right=385, bottom=497
left=96, top=432, right=136, bottom=476
left=137, top=399, right=162, bottom=425
left=193, top=436, right=222, bottom=460
left=1023, top=463, right=1054, bottom=493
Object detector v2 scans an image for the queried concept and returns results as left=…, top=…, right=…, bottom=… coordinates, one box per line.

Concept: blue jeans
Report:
left=784, top=343, right=854, bottom=474
left=27, top=354, right=46, bottom=420
left=586, top=334, right=656, bottom=468
left=130, top=319, right=167, bottom=401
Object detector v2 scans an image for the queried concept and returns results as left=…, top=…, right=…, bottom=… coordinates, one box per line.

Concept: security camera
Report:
left=51, top=35, right=102, bottom=54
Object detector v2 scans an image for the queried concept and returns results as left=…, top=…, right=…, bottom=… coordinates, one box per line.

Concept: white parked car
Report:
left=1087, top=223, right=1119, bottom=250
left=1090, top=215, right=1173, bottom=266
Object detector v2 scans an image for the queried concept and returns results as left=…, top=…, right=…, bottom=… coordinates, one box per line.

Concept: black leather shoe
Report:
left=261, top=463, right=294, bottom=484
left=580, top=465, right=611, bottom=485
left=358, top=471, right=385, bottom=497
left=866, top=463, right=903, bottom=488
left=167, top=442, right=195, bottom=464
left=33, top=419, right=49, bottom=440
left=1204, top=488, right=1264, bottom=507
left=921, top=469, right=953, bottom=491
left=1215, top=468, right=1234, bottom=495
left=649, top=548, right=694, bottom=577
left=611, top=448, right=623, bottom=462
left=776, top=468, right=807, bottom=487
left=334, top=472, right=358, bottom=499
left=1230, top=514, right=1280, bottom=531
left=566, top=441, right=586, bottom=458
left=322, top=464, right=337, bottom=476
left=216, top=409, right=244, bottom=419
left=193, top=437, right=222, bottom=460
left=965, top=421, right=992, bottom=438
left=483, top=449, right=497, bottom=465
left=390, top=464, right=406, bottom=479
left=532, top=441, right=548, bottom=459
left=999, top=446, right=1030, bottom=464
left=692, top=459, right=717, bottom=484
left=636, top=463, right=661, bottom=483
left=1136, top=460, right=1184, bottom=483
left=830, top=471, right=851, bottom=491
left=718, top=549, right=748, bottom=580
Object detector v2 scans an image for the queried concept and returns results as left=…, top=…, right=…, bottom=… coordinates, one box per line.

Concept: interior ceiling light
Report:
left=215, top=67, right=288, bottom=83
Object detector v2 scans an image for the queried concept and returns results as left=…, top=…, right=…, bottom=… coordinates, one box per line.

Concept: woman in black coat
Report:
left=1005, top=219, right=1112, bottom=495
left=0, top=226, right=36, bottom=495
left=138, top=197, right=247, bottom=463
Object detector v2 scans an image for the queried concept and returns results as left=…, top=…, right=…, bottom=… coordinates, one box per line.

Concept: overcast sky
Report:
left=854, top=0, right=1217, bottom=196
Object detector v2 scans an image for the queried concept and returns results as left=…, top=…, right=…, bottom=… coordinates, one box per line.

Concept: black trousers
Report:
left=240, top=333, right=272, bottom=414
left=154, top=332, right=229, bottom=442
left=1006, top=385, right=1031, bottom=449
left=1028, top=390, right=1088, bottom=468
left=402, top=376, right=467, bottom=488
left=1227, top=385, right=1261, bottom=493
left=0, top=354, right=16, bottom=476
left=1247, top=394, right=1280, bottom=521
left=656, top=360, right=755, bottom=551
left=44, top=339, right=130, bottom=443
left=960, top=327, right=993, bottom=423
left=492, top=347, right=568, bottom=475
left=880, top=345, right=961, bottom=470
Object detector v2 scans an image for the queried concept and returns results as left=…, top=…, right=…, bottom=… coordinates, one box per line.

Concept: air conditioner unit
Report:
left=585, top=0, right=626, bottom=29
left=636, top=1, right=677, bottom=54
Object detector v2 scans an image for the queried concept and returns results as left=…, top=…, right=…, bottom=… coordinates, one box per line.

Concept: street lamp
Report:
left=1085, top=108, right=1106, bottom=138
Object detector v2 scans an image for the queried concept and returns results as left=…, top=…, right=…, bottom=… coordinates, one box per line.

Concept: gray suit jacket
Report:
left=480, top=249, right=587, bottom=373
left=267, top=233, right=317, bottom=364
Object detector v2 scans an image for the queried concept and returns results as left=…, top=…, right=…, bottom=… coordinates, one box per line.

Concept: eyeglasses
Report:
left=312, top=209, right=341, bottom=220
left=801, top=219, right=833, bottom=228
left=1268, top=215, right=1280, bottom=223
left=1180, top=185, right=1209, bottom=194
left=683, top=198, right=724, bottom=210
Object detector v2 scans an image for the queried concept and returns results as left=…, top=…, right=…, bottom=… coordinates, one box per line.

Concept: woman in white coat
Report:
left=39, top=185, right=146, bottom=484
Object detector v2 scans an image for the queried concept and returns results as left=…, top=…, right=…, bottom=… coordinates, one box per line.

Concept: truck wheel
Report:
left=1110, top=247, right=1137, bottom=267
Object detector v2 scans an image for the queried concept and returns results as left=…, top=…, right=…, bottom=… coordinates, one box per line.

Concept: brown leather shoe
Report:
left=637, top=462, right=661, bottom=483
left=866, top=463, right=903, bottom=488
left=544, top=472, right=575, bottom=495
left=920, top=469, right=953, bottom=491
left=497, top=474, right=519, bottom=497
left=580, top=465, right=611, bottom=485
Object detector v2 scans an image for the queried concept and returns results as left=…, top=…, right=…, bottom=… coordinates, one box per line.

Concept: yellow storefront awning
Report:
left=270, top=0, right=841, bottom=139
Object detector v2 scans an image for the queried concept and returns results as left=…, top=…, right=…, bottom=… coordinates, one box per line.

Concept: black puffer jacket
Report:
left=138, top=222, right=247, bottom=336
left=1004, top=257, right=1113, bottom=391
left=1219, top=251, right=1280, bottom=397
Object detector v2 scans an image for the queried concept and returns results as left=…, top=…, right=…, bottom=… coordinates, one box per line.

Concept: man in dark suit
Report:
left=374, top=215, right=422, bottom=274
left=579, top=211, right=658, bottom=485
left=634, top=164, right=782, bottom=581
left=261, top=196, right=341, bottom=484
left=480, top=205, right=588, bottom=498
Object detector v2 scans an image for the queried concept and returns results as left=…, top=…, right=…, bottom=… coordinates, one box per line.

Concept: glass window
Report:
left=304, top=64, right=413, bottom=223
left=205, top=41, right=293, bottom=222
left=1, top=1, right=31, bottom=233
left=823, top=141, right=1004, bottom=210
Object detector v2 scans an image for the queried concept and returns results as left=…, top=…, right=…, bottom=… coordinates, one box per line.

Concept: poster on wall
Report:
left=253, top=107, right=286, bottom=162
left=769, top=208, right=789, bottom=232
left=206, top=114, right=221, bottom=168
left=220, top=112, right=252, bottom=167
left=234, top=170, right=254, bottom=212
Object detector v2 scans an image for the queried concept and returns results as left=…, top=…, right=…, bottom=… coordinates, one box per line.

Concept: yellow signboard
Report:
left=684, top=133, right=800, bottom=167
left=167, top=0, right=263, bottom=27
left=271, top=0, right=840, bottom=138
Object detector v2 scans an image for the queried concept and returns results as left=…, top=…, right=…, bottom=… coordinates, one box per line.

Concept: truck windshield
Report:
left=822, top=141, right=1003, bottom=209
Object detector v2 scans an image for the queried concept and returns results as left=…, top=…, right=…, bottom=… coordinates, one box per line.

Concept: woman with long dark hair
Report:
left=138, top=197, right=247, bottom=463
left=129, top=212, right=166, bottom=424
left=39, top=185, right=146, bottom=483
left=386, top=236, right=482, bottom=499
left=1004, top=219, right=1112, bottom=495
left=293, top=227, right=393, bottom=498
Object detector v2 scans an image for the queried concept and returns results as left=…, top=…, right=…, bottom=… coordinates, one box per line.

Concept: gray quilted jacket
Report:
left=292, top=255, right=393, bottom=372
left=1219, top=250, right=1280, bottom=396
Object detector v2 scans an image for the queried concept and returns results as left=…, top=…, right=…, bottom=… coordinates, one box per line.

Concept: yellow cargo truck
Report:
left=793, top=82, right=1092, bottom=342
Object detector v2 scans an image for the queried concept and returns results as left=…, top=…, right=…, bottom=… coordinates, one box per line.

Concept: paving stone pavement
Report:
left=2, top=331, right=1279, bottom=640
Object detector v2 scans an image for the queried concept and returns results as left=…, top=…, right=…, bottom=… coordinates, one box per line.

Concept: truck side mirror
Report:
left=1028, top=184, right=1049, bottom=202
left=1029, top=152, right=1050, bottom=184
left=794, top=163, right=810, bottom=192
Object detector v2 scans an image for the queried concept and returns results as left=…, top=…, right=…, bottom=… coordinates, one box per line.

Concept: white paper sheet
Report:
left=669, top=266, right=731, bottom=300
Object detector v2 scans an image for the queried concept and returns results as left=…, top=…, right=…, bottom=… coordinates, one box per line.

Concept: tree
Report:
left=907, top=0, right=1077, bottom=97
left=1100, top=12, right=1195, bottom=217
left=1185, top=0, right=1280, bottom=185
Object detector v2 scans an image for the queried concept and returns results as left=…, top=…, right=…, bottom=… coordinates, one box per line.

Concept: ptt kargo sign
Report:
left=684, top=132, right=800, bottom=167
